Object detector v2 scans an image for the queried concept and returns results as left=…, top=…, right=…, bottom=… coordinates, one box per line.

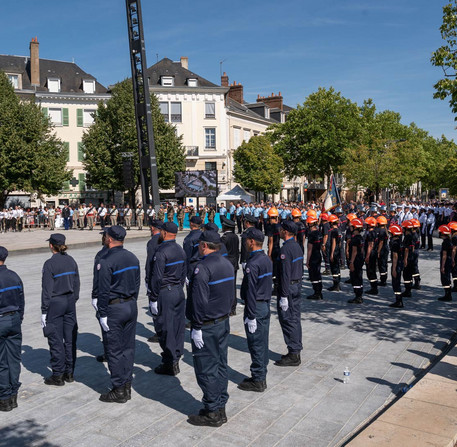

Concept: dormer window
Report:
left=187, top=78, right=198, bottom=87
left=7, top=74, right=19, bottom=89
left=83, top=79, right=95, bottom=94
left=48, top=77, right=61, bottom=93
left=265, top=107, right=270, bottom=119
left=161, top=76, right=174, bottom=87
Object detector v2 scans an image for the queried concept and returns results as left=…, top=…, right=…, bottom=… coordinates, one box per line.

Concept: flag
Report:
left=323, top=174, right=341, bottom=212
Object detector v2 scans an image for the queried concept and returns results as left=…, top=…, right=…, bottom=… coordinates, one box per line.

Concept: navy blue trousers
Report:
left=192, top=318, right=229, bottom=412
left=244, top=300, right=270, bottom=381
left=44, top=295, right=77, bottom=375
left=277, top=283, right=302, bottom=354
left=105, top=300, right=137, bottom=388
left=0, top=312, right=22, bottom=399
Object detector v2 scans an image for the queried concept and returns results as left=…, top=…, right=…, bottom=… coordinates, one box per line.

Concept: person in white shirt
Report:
left=98, top=203, right=107, bottom=229
left=136, top=204, right=145, bottom=230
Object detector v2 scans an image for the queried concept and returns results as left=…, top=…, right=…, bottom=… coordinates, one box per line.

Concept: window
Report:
left=170, top=102, right=182, bottom=123
left=205, top=128, right=216, bottom=149
left=7, top=74, right=18, bottom=89
left=77, top=142, right=85, bottom=162
left=161, top=76, right=174, bottom=86
left=83, top=79, right=95, bottom=94
left=79, top=173, right=86, bottom=191
left=233, top=128, right=240, bottom=149
left=205, top=102, right=215, bottom=119
left=243, top=130, right=250, bottom=142
left=48, top=108, right=63, bottom=126
left=205, top=162, right=217, bottom=171
left=83, top=109, right=96, bottom=127
left=188, top=78, right=198, bottom=87
left=48, top=78, right=61, bottom=93
left=159, top=102, right=169, bottom=122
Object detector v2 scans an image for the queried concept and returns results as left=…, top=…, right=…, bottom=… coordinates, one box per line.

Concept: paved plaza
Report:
left=0, top=231, right=455, bottom=447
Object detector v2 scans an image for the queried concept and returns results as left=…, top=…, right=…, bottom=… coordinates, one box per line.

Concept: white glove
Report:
left=191, top=329, right=204, bottom=349
left=149, top=301, right=158, bottom=316
left=92, top=299, right=98, bottom=311
left=280, top=297, right=289, bottom=312
left=242, top=262, right=246, bottom=270
left=185, top=277, right=190, bottom=286
left=100, top=316, right=110, bottom=332
left=41, top=314, right=47, bottom=328
left=244, top=318, right=257, bottom=334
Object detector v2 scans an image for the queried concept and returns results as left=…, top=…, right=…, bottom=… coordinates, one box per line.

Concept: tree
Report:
left=269, top=87, right=360, bottom=180
left=0, top=71, right=71, bottom=208
left=233, top=135, right=283, bottom=195
left=82, top=79, right=185, bottom=200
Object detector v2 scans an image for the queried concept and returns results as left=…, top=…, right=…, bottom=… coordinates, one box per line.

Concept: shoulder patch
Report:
left=246, top=267, right=250, bottom=274
left=153, top=256, right=156, bottom=261
left=280, top=254, right=286, bottom=260
left=194, top=267, right=199, bottom=275
left=97, top=263, right=101, bottom=271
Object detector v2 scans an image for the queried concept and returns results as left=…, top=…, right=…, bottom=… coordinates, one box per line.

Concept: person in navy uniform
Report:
left=320, top=213, right=331, bottom=275
left=0, top=247, right=24, bottom=412
left=306, top=215, right=323, bottom=300
left=97, top=226, right=140, bottom=403
left=438, top=224, right=453, bottom=302
left=275, top=221, right=303, bottom=367
left=239, top=228, right=272, bottom=392
left=291, top=208, right=306, bottom=254
left=335, top=206, right=347, bottom=269
left=145, top=219, right=164, bottom=343
left=411, top=219, right=422, bottom=290
left=41, top=233, right=80, bottom=386
left=450, top=222, right=457, bottom=292
left=186, top=231, right=234, bottom=427
left=344, top=213, right=357, bottom=281
left=265, top=208, right=281, bottom=292
left=347, top=218, right=365, bottom=304
left=327, top=214, right=342, bottom=292
left=388, top=224, right=404, bottom=308
left=364, top=217, right=379, bottom=295
left=240, top=215, right=258, bottom=268
left=376, top=216, right=389, bottom=287
left=401, top=220, right=415, bottom=298
left=183, top=216, right=203, bottom=281
left=149, top=222, right=186, bottom=376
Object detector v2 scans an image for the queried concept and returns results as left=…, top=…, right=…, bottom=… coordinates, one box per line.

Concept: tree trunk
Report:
left=0, top=190, right=9, bottom=210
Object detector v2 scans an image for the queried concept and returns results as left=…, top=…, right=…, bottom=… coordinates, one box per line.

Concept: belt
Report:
left=0, top=311, right=17, bottom=317
left=290, top=280, right=301, bottom=284
left=202, top=314, right=229, bottom=326
left=109, top=297, right=134, bottom=305
left=160, top=284, right=181, bottom=291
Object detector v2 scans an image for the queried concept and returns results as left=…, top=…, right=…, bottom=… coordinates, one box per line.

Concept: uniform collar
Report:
left=249, top=249, right=263, bottom=257
left=0, top=265, right=6, bottom=270
left=283, top=236, right=294, bottom=244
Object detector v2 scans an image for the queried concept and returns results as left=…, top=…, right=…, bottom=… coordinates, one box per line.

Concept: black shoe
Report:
left=438, top=291, right=452, bottom=302
left=10, top=394, right=17, bottom=409
left=238, top=377, right=267, bottom=392
left=125, top=382, right=131, bottom=400
left=96, top=354, right=108, bottom=362
left=44, top=374, right=65, bottom=386
left=219, top=407, right=227, bottom=424
left=147, top=334, right=160, bottom=343
left=327, top=284, right=341, bottom=292
left=188, top=409, right=223, bottom=427
left=348, top=297, right=363, bottom=304
left=344, top=278, right=352, bottom=284
left=401, top=290, right=412, bottom=298
left=63, top=373, right=74, bottom=383
left=154, top=362, right=179, bottom=376
left=307, top=293, right=323, bottom=300
left=0, top=398, right=12, bottom=412
left=322, top=269, right=330, bottom=275
left=389, top=300, right=404, bottom=308
left=99, top=386, right=128, bottom=403
left=274, top=353, right=301, bottom=367
left=379, top=282, right=387, bottom=287
left=366, top=288, right=378, bottom=295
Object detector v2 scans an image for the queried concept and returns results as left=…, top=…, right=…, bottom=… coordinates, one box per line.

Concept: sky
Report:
left=0, top=0, right=455, bottom=139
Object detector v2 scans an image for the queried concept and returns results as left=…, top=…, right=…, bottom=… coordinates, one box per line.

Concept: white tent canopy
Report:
left=217, top=185, right=254, bottom=203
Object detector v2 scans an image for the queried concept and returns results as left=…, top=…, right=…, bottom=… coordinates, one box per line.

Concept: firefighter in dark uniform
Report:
left=376, top=216, right=389, bottom=287
left=388, top=205, right=397, bottom=226
left=239, top=228, right=272, bottom=392
left=347, top=218, right=365, bottom=304
left=186, top=231, right=234, bottom=427
left=149, top=222, right=186, bottom=376
left=438, top=224, right=453, bottom=301
left=344, top=213, right=357, bottom=283
left=364, top=217, right=379, bottom=295
left=401, top=220, right=415, bottom=298
left=0, top=247, right=24, bottom=412
left=183, top=216, right=203, bottom=281
left=320, top=213, right=331, bottom=275
left=306, top=215, right=323, bottom=299
left=266, top=208, right=281, bottom=291
left=275, top=221, right=303, bottom=367
left=388, top=224, right=404, bottom=308
left=291, top=208, right=306, bottom=254
left=335, top=206, right=347, bottom=268
left=327, top=214, right=342, bottom=291
left=41, top=233, right=80, bottom=386
left=450, top=221, right=457, bottom=292
left=240, top=215, right=258, bottom=266
left=221, top=216, right=240, bottom=315
left=411, top=219, right=422, bottom=290
left=97, top=226, right=140, bottom=403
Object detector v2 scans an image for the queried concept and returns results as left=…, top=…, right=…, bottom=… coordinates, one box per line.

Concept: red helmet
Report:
left=449, top=221, right=457, bottom=231
left=320, top=213, right=329, bottom=221
left=291, top=208, right=302, bottom=218
left=351, top=218, right=364, bottom=229
left=410, top=219, right=420, bottom=228
left=389, top=224, right=402, bottom=236
left=347, top=213, right=357, bottom=222
left=328, top=214, right=339, bottom=223
left=267, top=207, right=279, bottom=217
left=401, top=220, right=413, bottom=229
left=365, top=217, right=377, bottom=227
left=307, top=209, right=317, bottom=218
left=376, top=216, right=388, bottom=226
left=439, top=224, right=451, bottom=235
left=306, top=216, right=318, bottom=225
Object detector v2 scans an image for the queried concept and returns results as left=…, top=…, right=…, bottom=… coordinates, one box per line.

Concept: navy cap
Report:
left=150, top=219, right=164, bottom=229
left=204, top=222, right=219, bottom=232
left=106, top=225, right=126, bottom=241
left=281, top=220, right=298, bottom=235
left=245, top=228, right=264, bottom=243
left=221, top=216, right=235, bottom=228
left=99, top=228, right=108, bottom=235
left=0, top=246, right=8, bottom=262
left=199, top=231, right=221, bottom=244
left=244, top=215, right=258, bottom=224
left=162, top=222, right=178, bottom=234
left=47, top=233, right=66, bottom=245
left=190, top=216, right=202, bottom=225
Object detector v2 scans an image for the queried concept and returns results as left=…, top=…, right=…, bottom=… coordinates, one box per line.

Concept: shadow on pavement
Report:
left=0, top=419, right=58, bottom=447
left=21, top=345, right=51, bottom=378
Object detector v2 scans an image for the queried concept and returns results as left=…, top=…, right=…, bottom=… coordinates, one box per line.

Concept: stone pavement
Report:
left=0, top=233, right=455, bottom=447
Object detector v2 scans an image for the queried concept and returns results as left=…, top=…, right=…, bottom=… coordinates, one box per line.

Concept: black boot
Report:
left=188, top=409, right=223, bottom=427
left=10, top=394, right=17, bottom=409
left=451, top=279, right=457, bottom=292
left=237, top=377, right=267, bottom=392
left=274, top=353, right=301, bottom=367
left=438, top=289, right=452, bottom=302
left=219, top=407, right=227, bottom=424
left=401, top=285, right=412, bottom=298
left=366, top=282, right=378, bottom=295
left=99, top=386, right=128, bottom=403
left=154, top=362, right=179, bottom=376
left=44, top=374, right=65, bottom=386
left=307, top=289, right=323, bottom=300
left=344, top=278, right=352, bottom=284
left=0, top=398, right=12, bottom=412
left=327, top=281, right=341, bottom=292
left=322, top=269, right=330, bottom=275
left=63, top=373, right=74, bottom=383
left=125, top=382, right=131, bottom=400
left=379, top=274, right=387, bottom=286
left=412, top=278, right=421, bottom=290
left=348, top=292, right=363, bottom=304
left=389, top=295, right=404, bottom=308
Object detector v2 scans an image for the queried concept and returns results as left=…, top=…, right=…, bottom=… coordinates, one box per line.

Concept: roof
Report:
left=0, top=54, right=107, bottom=94
left=226, top=97, right=278, bottom=124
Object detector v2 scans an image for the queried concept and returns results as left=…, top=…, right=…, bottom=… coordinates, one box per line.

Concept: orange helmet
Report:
left=291, top=208, right=302, bottom=218
left=351, top=218, right=364, bottom=229
left=439, top=224, right=451, bottom=235
left=307, top=209, right=317, bottom=218
left=267, top=207, right=279, bottom=217
left=347, top=213, right=357, bottom=222
left=320, top=213, right=329, bottom=221
left=401, top=220, right=413, bottom=229
left=306, top=216, right=318, bottom=225
left=410, top=218, right=420, bottom=228
left=389, top=224, right=403, bottom=236
left=376, top=216, right=388, bottom=226
left=328, top=214, right=339, bottom=223
left=449, top=221, right=457, bottom=231
left=365, top=217, right=377, bottom=227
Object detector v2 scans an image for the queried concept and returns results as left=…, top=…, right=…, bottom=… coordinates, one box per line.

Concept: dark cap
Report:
left=245, top=228, right=264, bottom=243
left=0, top=246, right=8, bottom=262
left=190, top=216, right=202, bottom=225
left=150, top=219, right=164, bottom=229
left=204, top=222, right=219, bottom=232
left=162, top=222, right=178, bottom=234
left=221, top=216, right=235, bottom=228
left=244, top=215, right=258, bottom=224
left=99, top=228, right=108, bottom=235
left=106, top=225, right=126, bottom=241
left=199, top=230, right=221, bottom=244
left=47, top=233, right=66, bottom=245
left=281, top=220, right=298, bottom=235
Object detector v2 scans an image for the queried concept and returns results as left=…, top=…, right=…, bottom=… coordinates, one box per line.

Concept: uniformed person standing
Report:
left=265, top=208, right=281, bottom=291
left=183, top=216, right=203, bottom=282
left=208, top=206, right=216, bottom=223
left=320, top=213, right=331, bottom=275
left=344, top=213, right=357, bottom=281
left=306, top=215, right=323, bottom=300
left=186, top=231, right=234, bottom=427
left=411, top=219, right=422, bottom=290
left=291, top=208, right=306, bottom=255
left=136, top=204, right=144, bottom=230
left=364, top=217, right=379, bottom=295
left=347, top=218, right=365, bottom=304
left=0, top=247, right=24, bottom=412
left=275, top=221, right=303, bottom=367
left=376, top=216, right=389, bottom=286
left=109, top=205, right=118, bottom=226
left=240, top=215, right=257, bottom=268
left=177, top=205, right=185, bottom=231
left=335, top=206, right=347, bottom=269
left=98, top=226, right=140, bottom=403
left=149, top=222, right=186, bottom=375
left=157, top=205, right=165, bottom=222
left=239, top=228, right=272, bottom=392
left=388, top=224, right=404, bottom=308
left=41, top=234, right=80, bottom=386
left=401, top=220, right=415, bottom=298
left=86, top=203, right=96, bottom=230
left=327, top=214, right=342, bottom=291
left=450, top=221, right=457, bottom=292
left=124, top=205, right=133, bottom=230
left=438, top=224, right=453, bottom=302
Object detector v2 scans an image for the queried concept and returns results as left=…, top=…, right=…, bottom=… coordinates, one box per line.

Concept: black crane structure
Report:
left=125, top=0, right=160, bottom=212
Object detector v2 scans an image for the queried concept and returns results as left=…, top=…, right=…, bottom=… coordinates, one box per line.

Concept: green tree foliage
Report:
left=269, top=87, right=360, bottom=179
left=0, top=71, right=71, bottom=208
left=82, top=79, right=185, bottom=195
left=233, top=135, right=284, bottom=194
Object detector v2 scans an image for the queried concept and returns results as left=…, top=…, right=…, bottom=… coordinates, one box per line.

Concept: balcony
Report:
left=186, top=146, right=199, bottom=159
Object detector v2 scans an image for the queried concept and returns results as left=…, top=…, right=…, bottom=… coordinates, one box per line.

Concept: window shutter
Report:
left=78, top=173, right=86, bottom=191
left=42, top=107, right=48, bottom=117
left=77, top=142, right=84, bottom=162
left=63, top=142, right=70, bottom=162
left=62, top=108, right=69, bottom=126
left=77, top=109, right=83, bottom=127
left=63, top=180, right=70, bottom=191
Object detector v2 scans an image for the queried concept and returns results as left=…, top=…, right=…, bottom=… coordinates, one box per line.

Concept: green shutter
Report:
left=78, top=173, right=86, bottom=191
left=62, top=108, right=69, bottom=126
left=63, top=180, right=70, bottom=191
left=77, top=108, right=83, bottom=127
left=42, top=107, right=48, bottom=117
left=77, top=142, right=84, bottom=162
left=63, top=142, right=70, bottom=162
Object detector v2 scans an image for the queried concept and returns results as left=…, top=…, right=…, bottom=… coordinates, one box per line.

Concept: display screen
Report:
left=175, top=170, right=217, bottom=198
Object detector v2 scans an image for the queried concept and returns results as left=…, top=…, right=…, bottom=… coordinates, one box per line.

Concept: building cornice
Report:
left=227, top=109, right=275, bottom=127
left=150, top=86, right=229, bottom=95
left=35, top=92, right=111, bottom=102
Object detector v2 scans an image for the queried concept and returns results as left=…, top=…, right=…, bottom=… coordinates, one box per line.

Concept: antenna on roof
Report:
left=72, top=57, right=75, bottom=64
left=156, top=53, right=158, bottom=63
left=220, top=58, right=227, bottom=77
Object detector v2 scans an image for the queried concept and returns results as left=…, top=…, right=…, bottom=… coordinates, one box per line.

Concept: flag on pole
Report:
left=323, top=174, right=342, bottom=212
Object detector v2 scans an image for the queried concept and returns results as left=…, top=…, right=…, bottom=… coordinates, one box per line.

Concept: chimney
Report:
left=29, top=37, right=40, bottom=87
left=228, top=81, right=243, bottom=104
left=221, top=71, right=229, bottom=87
left=257, top=91, right=283, bottom=110
left=180, top=56, right=188, bottom=70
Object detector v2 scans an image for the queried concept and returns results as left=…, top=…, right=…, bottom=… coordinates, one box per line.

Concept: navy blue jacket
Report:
left=279, top=237, right=303, bottom=298
left=0, top=265, right=24, bottom=319
left=186, top=251, right=234, bottom=330
left=41, top=253, right=80, bottom=313
left=145, top=233, right=160, bottom=294
left=92, top=245, right=108, bottom=300
left=97, top=246, right=140, bottom=318
left=183, top=229, right=202, bottom=277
